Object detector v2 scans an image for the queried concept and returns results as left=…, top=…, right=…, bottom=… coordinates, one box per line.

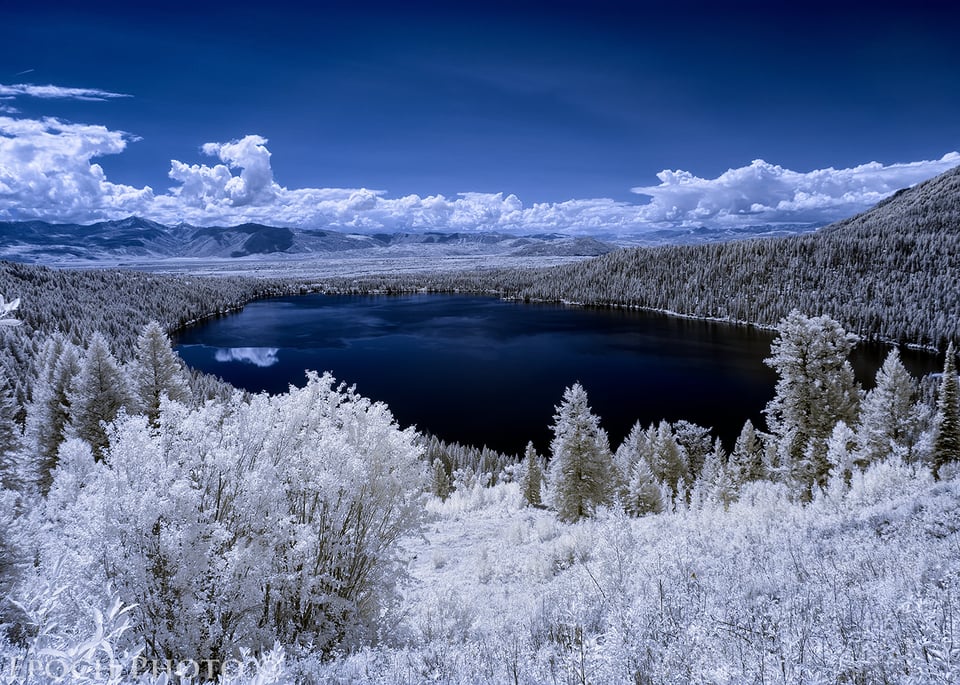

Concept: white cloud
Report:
left=0, top=83, right=132, bottom=101
left=0, top=116, right=153, bottom=222
left=0, top=111, right=957, bottom=234
left=214, top=347, right=279, bottom=367
left=630, top=155, right=960, bottom=226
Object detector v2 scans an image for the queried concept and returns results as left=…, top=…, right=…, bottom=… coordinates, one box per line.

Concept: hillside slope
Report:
left=509, top=165, right=960, bottom=347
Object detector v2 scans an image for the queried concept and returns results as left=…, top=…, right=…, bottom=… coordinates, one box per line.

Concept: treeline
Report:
left=318, top=165, right=960, bottom=349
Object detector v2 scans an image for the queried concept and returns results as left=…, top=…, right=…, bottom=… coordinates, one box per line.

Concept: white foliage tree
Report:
left=856, top=348, right=920, bottom=467
left=25, top=335, right=81, bottom=493
left=127, top=321, right=191, bottom=423
left=728, top=419, right=765, bottom=489
left=48, top=372, right=425, bottom=662
left=824, top=420, right=858, bottom=499
left=764, top=311, right=861, bottom=497
left=624, top=456, right=664, bottom=516
left=67, top=333, right=133, bottom=455
left=520, top=441, right=543, bottom=508
left=650, top=420, right=689, bottom=499
left=547, top=382, right=614, bottom=522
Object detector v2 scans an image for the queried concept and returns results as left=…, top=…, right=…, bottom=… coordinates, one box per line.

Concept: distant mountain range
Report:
left=0, top=216, right=830, bottom=265
left=0, top=217, right=621, bottom=264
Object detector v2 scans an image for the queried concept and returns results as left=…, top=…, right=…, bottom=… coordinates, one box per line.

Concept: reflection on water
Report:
left=213, top=347, right=280, bottom=367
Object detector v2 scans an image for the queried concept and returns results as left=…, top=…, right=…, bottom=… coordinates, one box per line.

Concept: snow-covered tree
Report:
left=547, top=382, right=614, bottom=522
left=728, top=419, right=765, bottom=488
left=856, top=348, right=920, bottom=468
left=520, top=441, right=543, bottom=507
left=128, top=321, right=191, bottom=423
left=933, top=342, right=960, bottom=479
left=764, top=311, right=861, bottom=496
left=67, top=333, right=133, bottom=454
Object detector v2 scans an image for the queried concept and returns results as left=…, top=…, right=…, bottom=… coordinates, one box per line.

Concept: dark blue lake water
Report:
left=174, top=294, right=940, bottom=455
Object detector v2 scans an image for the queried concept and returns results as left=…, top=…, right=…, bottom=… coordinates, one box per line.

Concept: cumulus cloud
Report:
left=0, top=116, right=153, bottom=222
left=214, top=347, right=279, bottom=367
left=0, top=111, right=957, bottom=234
left=0, top=83, right=132, bottom=101
left=630, top=155, right=960, bottom=226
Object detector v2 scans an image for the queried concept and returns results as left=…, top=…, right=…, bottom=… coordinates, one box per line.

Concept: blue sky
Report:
left=1, top=1, right=958, bottom=233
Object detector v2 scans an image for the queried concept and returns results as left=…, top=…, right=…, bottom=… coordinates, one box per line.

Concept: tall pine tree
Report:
left=128, top=321, right=192, bottom=423
left=728, top=419, right=765, bottom=488
left=67, top=333, right=133, bottom=455
left=26, top=335, right=81, bottom=494
left=933, top=342, right=960, bottom=479
left=764, top=311, right=861, bottom=497
left=547, top=382, right=614, bottom=522
left=856, top=348, right=919, bottom=467
left=520, top=441, right=543, bottom=508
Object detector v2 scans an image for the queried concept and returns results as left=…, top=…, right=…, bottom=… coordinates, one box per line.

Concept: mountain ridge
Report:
left=0, top=217, right=620, bottom=263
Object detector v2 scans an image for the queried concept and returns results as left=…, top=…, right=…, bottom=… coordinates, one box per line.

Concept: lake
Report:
left=174, top=294, right=940, bottom=455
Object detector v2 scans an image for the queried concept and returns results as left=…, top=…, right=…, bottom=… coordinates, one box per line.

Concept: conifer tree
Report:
left=825, top=420, right=858, bottom=492
left=520, top=441, right=543, bottom=507
left=26, top=336, right=81, bottom=493
left=0, top=368, right=21, bottom=493
left=614, top=421, right=653, bottom=499
left=624, top=457, right=663, bottom=516
left=651, top=420, right=689, bottom=498
left=431, top=458, right=451, bottom=500
left=728, top=419, right=765, bottom=487
left=764, top=311, right=861, bottom=496
left=856, top=348, right=919, bottom=467
left=547, top=382, right=613, bottom=522
left=129, top=321, right=191, bottom=423
left=672, top=421, right=712, bottom=480
left=933, top=342, right=960, bottom=479
left=67, top=333, right=133, bottom=455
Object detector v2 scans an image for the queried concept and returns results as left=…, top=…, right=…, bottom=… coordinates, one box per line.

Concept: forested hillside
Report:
left=323, top=165, right=960, bottom=348
left=0, top=262, right=297, bottom=404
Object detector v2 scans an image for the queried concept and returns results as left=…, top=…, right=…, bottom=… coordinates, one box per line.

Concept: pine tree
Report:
left=764, top=311, right=861, bottom=497
left=128, top=321, right=192, bottom=423
left=651, top=420, right=689, bottom=498
left=520, top=442, right=543, bottom=507
left=933, top=342, right=960, bottom=479
left=613, top=421, right=653, bottom=499
left=431, top=458, right=451, bottom=500
left=728, top=419, right=765, bottom=488
left=26, top=336, right=81, bottom=494
left=67, top=333, right=133, bottom=455
left=0, top=368, right=21, bottom=493
left=547, top=382, right=614, bottom=522
left=672, top=421, right=712, bottom=481
left=825, top=420, right=858, bottom=494
left=856, top=348, right=920, bottom=468
left=624, top=457, right=663, bottom=516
